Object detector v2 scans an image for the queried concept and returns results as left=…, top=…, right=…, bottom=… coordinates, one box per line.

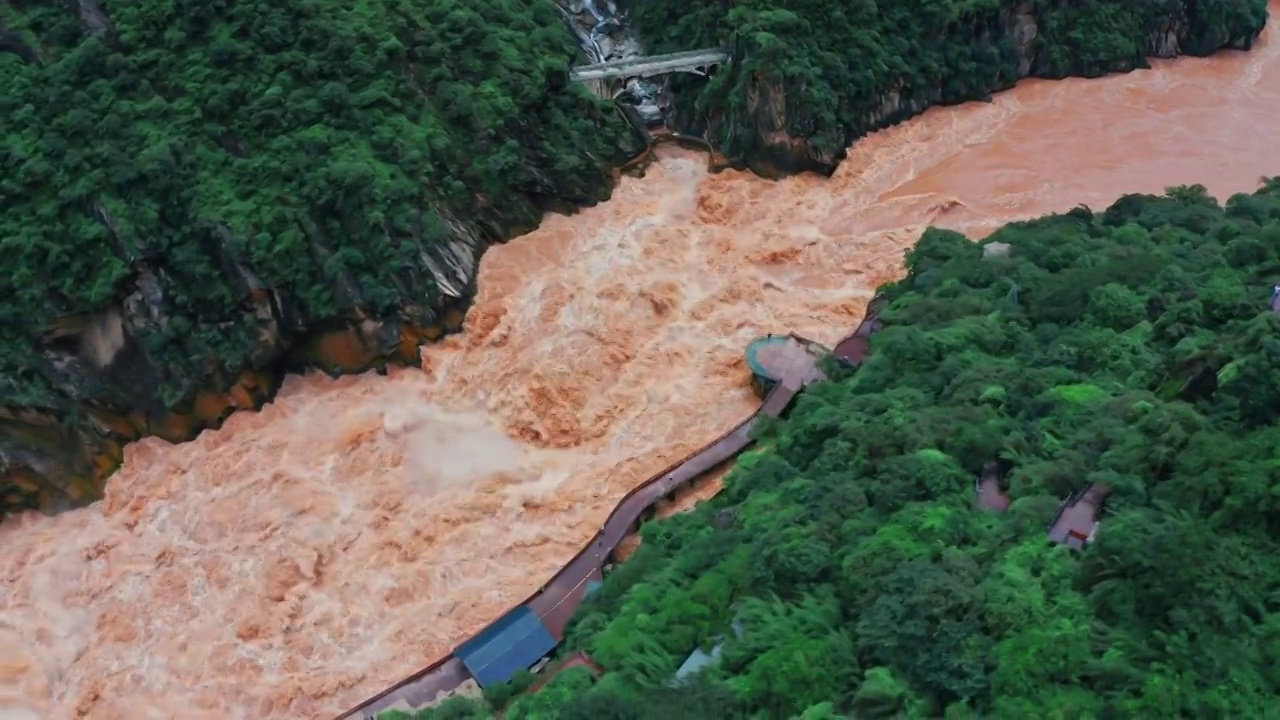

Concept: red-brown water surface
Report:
left=3, top=16, right=1278, bottom=719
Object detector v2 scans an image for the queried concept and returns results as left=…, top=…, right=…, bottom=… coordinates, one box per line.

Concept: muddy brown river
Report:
left=2, top=15, right=1278, bottom=720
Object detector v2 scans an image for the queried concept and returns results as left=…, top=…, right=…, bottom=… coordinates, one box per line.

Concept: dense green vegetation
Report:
left=633, top=0, right=1269, bottom=168
left=1, top=0, right=632, bottom=413
left=392, top=180, right=1280, bottom=718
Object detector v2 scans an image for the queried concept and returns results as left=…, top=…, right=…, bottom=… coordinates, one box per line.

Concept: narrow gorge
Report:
left=2, top=0, right=1278, bottom=718
left=3, top=0, right=1268, bottom=514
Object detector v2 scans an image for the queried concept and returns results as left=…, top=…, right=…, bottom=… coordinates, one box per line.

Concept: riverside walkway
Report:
left=340, top=294, right=1124, bottom=718
left=335, top=319, right=877, bottom=719
left=569, top=48, right=729, bottom=81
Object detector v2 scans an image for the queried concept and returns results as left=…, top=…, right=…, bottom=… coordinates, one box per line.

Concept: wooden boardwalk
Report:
left=1048, top=483, right=1111, bottom=549
left=833, top=307, right=883, bottom=365
left=338, top=297, right=1131, bottom=719
left=334, top=325, right=864, bottom=719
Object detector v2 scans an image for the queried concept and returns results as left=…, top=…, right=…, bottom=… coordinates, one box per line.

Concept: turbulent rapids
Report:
left=3, top=17, right=1279, bottom=720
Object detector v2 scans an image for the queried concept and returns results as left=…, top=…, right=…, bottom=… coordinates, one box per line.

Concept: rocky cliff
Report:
left=634, top=0, right=1269, bottom=176
left=1, top=0, right=643, bottom=515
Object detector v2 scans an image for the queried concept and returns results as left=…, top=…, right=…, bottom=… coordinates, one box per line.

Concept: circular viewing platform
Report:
left=745, top=334, right=827, bottom=397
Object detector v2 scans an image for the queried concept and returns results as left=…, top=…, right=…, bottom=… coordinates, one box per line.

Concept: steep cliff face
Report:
left=1, top=0, right=643, bottom=515
left=636, top=0, right=1269, bottom=177
left=0, top=231, right=476, bottom=515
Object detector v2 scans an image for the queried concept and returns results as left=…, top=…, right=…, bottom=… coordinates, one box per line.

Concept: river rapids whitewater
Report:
left=4, top=16, right=1280, bottom=720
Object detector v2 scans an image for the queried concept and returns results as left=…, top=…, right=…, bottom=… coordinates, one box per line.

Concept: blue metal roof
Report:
left=674, top=619, right=743, bottom=682
left=675, top=643, right=723, bottom=680
left=745, top=335, right=789, bottom=381
left=454, top=605, right=556, bottom=688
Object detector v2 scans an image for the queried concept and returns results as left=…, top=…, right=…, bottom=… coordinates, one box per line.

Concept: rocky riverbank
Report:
left=1, top=0, right=645, bottom=516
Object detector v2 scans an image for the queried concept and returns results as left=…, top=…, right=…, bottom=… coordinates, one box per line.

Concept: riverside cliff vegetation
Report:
left=633, top=0, right=1270, bottom=173
left=392, top=180, right=1280, bottom=718
left=0, top=0, right=1265, bottom=516
left=0, top=0, right=640, bottom=513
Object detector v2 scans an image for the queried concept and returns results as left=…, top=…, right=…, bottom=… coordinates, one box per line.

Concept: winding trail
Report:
left=336, top=324, right=874, bottom=719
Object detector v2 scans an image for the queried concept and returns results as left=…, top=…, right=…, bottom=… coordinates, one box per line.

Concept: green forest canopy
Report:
left=392, top=181, right=1280, bottom=719
left=1, top=0, right=629, bottom=410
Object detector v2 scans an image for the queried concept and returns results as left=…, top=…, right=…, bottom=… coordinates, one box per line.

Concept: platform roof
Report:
left=454, top=605, right=556, bottom=688
left=745, top=335, right=793, bottom=380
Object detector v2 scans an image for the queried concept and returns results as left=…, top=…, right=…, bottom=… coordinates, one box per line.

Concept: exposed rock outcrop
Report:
left=3, top=158, right=681, bottom=514
left=557, top=0, right=669, bottom=124
left=2, top=0, right=648, bottom=516
left=5, top=174, right=645, bottom=517
left=2, top=241, right=469, bottom=516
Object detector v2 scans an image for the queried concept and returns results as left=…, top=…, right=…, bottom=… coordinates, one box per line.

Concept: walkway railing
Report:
left=332, top=330, right=859, bottom=719
left=570, top=48, right=729, bottom=81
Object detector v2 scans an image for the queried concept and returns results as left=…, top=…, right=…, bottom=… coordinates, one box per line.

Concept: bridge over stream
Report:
left=570, top=48, right=729, bottom=81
